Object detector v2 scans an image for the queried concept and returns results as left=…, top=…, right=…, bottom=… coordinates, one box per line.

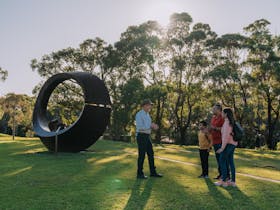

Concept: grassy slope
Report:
left=0, top=136, right=279, bottom=210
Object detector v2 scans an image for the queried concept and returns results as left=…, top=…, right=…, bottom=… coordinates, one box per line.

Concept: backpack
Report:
left=232, top=122, right=244, bottom=142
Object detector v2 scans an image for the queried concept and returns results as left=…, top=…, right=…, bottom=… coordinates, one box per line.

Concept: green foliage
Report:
left=244, top=19, right=280, bottom=149
left=46, top=80, right=84, bottom=126
left=0, top=94, right=34, bottom=138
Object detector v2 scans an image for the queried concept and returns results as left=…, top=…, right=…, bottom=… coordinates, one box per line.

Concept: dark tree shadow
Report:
left=204, top=178, right=258, bottom=209
left=124, top=179, right=154, bottom=210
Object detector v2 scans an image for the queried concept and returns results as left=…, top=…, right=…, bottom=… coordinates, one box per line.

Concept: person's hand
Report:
left=211, top=126, right=220, bottom=131
left=151, top=123, right=159, bottom=130
left=216, top=148, right=223, bottom=154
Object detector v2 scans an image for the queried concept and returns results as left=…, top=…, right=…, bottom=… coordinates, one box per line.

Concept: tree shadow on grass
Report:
left=124, top=179, right=154, bottom=210
left=204, top=179, right=258, bottom=209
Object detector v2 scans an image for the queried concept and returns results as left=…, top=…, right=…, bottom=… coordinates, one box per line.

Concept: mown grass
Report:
left=139, top=144, right=280, bottom=181
left=0, top=133, right=38, bottom=141
left=0, top=136, right=279, bottom=210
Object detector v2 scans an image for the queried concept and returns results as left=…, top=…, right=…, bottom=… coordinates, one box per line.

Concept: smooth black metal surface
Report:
left=33, top=72, right=111, bottom=152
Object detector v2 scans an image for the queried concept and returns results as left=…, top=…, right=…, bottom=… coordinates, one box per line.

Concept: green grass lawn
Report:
left=0, top=136, right=279, bottom=210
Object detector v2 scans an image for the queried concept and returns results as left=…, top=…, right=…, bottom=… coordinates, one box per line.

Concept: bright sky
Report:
left=1, top=0, right=280, bottom=96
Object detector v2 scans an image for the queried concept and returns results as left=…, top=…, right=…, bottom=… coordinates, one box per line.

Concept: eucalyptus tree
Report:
left=79, top=37, right=115, bottom=81
left=244, top=19, right=280, bottom=150
left=0, top=93, right=33, bottom=139
left=206, top=33, right=252, bottom=121
left=114, top=21, right=163, bottom=81
left=137, top=21, right=169, bottom=143
left=165, top=12, right=217, bottom=144
left=113, top=21, right=168, bottom=141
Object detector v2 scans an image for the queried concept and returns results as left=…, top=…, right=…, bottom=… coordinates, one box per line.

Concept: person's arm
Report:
left=211, top=126, right=221, bottom=131
left=207, top=133, right=213, bottom=152
left=151, top=123, right=159, bottom=130
left=208, top=134, right=213, bottom=148
left=217, top=122, right=231, bottom=153
left=222, top=122, right=232, bottom=150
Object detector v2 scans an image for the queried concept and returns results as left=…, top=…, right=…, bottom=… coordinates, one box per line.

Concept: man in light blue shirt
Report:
left=135, top=99, right=163, bottom=179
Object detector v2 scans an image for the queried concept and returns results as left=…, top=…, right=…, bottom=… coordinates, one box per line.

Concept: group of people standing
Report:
left=135, top=99, right=237, bottom=188
left=198, top=104, right=237, bottom=187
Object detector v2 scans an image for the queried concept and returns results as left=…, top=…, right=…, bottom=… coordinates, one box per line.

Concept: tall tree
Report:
left=110, top=78, right=144, bottom=140
left=166, top=13, right=217, bottom=144
left=114, top=21, right=164, bottom=81
left=0, top=94, right=33, bottom=139
left=114, top=21, right=168, bottom=142
left=207, top=34, right=250, bottom=120
left=244, top=19, right=280, bottom=150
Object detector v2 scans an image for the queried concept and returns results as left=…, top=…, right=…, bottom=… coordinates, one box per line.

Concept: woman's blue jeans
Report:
left=220, top=144, right=236, bottom=182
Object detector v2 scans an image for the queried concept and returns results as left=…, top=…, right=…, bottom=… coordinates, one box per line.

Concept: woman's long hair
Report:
left=223, top=108, right=235, bottom=127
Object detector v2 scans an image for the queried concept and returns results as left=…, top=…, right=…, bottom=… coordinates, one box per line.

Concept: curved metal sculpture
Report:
left=33, top=72, right=111, bottom=152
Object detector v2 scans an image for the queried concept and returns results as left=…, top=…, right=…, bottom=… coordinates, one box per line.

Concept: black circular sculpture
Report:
left=33, top=72, right=111, bottom=152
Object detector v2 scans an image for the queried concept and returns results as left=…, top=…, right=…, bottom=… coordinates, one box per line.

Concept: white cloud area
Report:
left=0, top=0, right=280, bottom=96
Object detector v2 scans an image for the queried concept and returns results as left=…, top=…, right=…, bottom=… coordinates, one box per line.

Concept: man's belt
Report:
left=137, top=132, right=151, bottom=135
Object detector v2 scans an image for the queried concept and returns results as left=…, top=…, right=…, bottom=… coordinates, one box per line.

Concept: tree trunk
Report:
left=12, top=115, right=15, bottom=140
left=266, top=95, right=276, bottom=150
left=179, top=126, right=187, bottom=145
left=155, top=96, right=167, bottom=144
left=155, top=98, right=162, bottom=144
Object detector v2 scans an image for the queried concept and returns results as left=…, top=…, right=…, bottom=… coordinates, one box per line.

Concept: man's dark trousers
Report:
left=137, top=133, right=156, bottom=175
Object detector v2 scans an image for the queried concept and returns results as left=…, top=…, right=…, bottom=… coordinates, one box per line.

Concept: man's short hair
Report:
left=141, top=99, right=153, bottom=106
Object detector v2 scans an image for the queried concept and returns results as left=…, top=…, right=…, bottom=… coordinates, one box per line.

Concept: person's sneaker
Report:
left=214, top=181, right=228, bottom=187
left=198, top=174, right=205, bottom=178
left=204, top=175, right=209, bottom=178
left=137, top=174, right=148, bottom=179
left=228, top=181, right=237, bottom=187
left=214, top=181, right=222, bottom=186
left=150, top=173, right=163, bottom=178
left=222, top=182, right=228, bottom=187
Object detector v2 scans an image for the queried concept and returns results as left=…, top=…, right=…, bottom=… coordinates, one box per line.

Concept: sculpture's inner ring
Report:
left=45, top=79, right=84, bottom=131
left=33, top=72, right=111, bottom=152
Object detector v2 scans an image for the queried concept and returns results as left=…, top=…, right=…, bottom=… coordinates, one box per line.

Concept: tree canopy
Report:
left=1, top=12, right=279, bottom=149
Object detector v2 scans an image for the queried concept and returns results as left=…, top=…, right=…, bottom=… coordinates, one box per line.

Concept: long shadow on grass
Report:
left=124, top=179, right=154, bottom=210
left=204, top=179, right=258, bottom=209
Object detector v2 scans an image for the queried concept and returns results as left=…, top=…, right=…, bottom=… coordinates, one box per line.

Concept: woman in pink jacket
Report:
left=215, top=108, right=238, bottom=187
